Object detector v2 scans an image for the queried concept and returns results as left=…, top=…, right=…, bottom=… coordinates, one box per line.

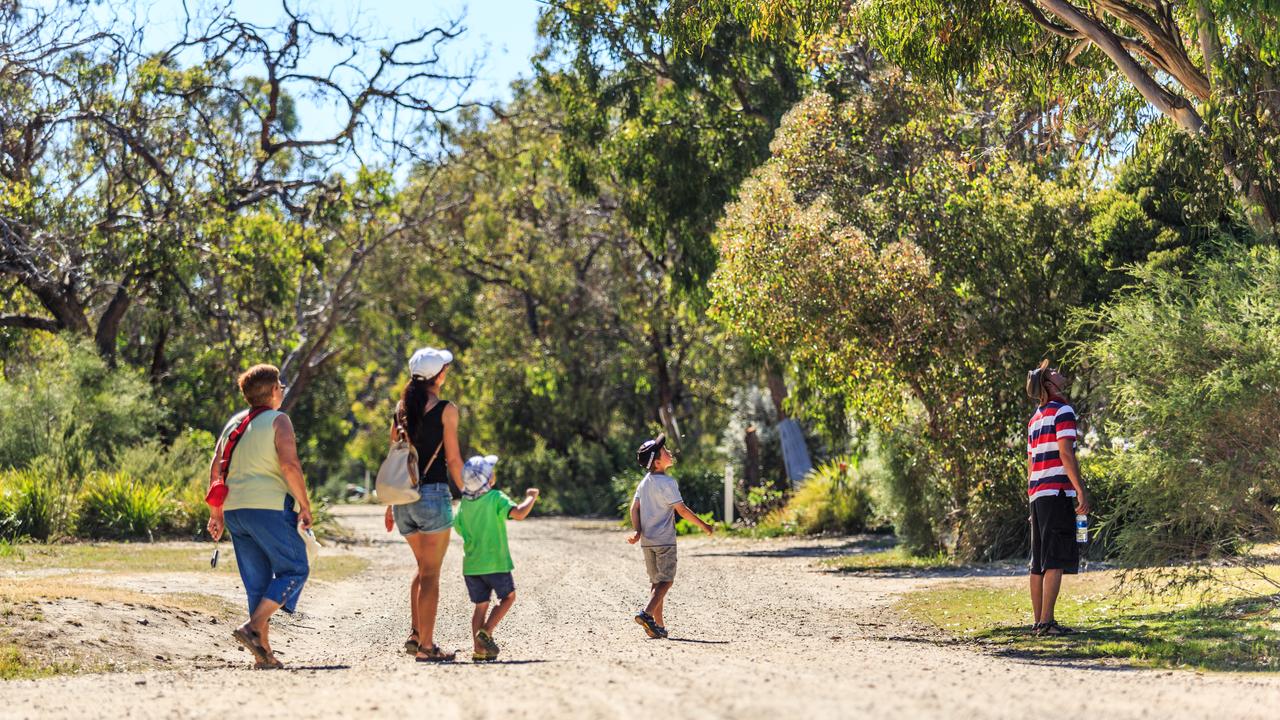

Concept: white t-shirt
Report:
left=634, top=472, right=683, bottom=547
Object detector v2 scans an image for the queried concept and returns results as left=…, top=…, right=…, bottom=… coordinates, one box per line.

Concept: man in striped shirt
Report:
left=1025, top=360, right=1092, bottom=636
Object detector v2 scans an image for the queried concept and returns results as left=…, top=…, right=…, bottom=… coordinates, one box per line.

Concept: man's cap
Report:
left=462, top=455, right=498, bottom=499
left=409, top=347, right=453, bottom=381
left=636, top=433, right=666, bottom=469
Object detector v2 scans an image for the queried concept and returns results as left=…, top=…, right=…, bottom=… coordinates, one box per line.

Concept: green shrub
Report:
left=1074, top=243, right=1280, bottom=566
left=116, top=430, right=213, bottom=487
left=0, top=336, right=162, bottom=478
left=501, top=437, right=630, bottom=516
left=75, top=473, right=168, bottom=541
left=162, top=476, right=212, bottom=538
left=0, top=469, right=61, bottom=541
left=755, top=458, right=880, bottom=536
left=876, top=428, right=944, bottom=555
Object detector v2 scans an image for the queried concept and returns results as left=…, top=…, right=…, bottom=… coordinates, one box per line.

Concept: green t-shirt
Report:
left=454, top=489, right=518, bottom=575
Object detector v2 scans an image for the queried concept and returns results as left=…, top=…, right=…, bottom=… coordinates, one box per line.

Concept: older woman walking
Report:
left=207, top=364, right=313, bottom=669
left=386, top=347, right=464, bottom=662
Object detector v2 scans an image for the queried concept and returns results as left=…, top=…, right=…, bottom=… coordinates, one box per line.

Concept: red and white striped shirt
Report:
left=1026, top=398, right=1078, bottom=501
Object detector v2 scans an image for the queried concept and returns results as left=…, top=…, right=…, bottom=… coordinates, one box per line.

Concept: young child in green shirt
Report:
left=454, top=455, right=538, bottom=661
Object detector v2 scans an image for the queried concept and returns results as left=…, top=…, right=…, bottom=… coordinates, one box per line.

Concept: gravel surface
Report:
left=4, top=504, right=1279, bottom=719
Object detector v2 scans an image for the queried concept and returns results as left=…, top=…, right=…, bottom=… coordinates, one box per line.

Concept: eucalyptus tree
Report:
left=0, top=1, right=471, bottom=377
left=671, top=0, right=1280, bottom=233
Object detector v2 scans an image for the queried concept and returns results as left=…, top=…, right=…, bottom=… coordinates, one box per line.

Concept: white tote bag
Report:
left=375, top=435, right=422, bottom=505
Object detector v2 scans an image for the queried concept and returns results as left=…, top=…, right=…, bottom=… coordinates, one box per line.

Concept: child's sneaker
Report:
left=474, top=628, right=500, bottom=660
left=655, top=625, right=668, bottom=639
left=634, top=611, right=661, bottom=639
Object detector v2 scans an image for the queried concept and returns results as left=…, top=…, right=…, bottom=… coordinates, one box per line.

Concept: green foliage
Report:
left=1073, top=243, right=1280, bottom=565
left=676, top=511, right=717, bottom=535
left=74, top=473, right=169, bottom=541
left=0, top=469, right=61, bottom=541
left=710, top=74, right=1102, bottom=558
left=0, top=337, right=162, bottom=478
left=761, top=459, right=878, bottom=536
left=500, top=438, right=632, bottom=516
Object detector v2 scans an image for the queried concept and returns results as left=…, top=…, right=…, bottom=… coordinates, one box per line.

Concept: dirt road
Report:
left=4, top=505, right=1279, bottom=719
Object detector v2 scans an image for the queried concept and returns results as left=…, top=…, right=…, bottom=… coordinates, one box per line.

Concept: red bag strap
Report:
left=217, top=406, right=273, bottom=481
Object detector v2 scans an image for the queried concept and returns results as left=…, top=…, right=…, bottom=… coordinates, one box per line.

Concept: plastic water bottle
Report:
left=1075, top=514, right=1088, bottom=544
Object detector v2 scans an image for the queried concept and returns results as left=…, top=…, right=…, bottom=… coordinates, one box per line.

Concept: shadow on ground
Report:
left=976, top=595, right=1280, bottom=673
left=691, top=536, right=892, bottom=560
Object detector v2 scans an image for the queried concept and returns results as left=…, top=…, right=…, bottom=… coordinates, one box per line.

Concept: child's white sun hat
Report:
left=462, top=455, right=499, bottom=499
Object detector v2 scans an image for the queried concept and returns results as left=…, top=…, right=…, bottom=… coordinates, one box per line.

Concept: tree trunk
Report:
left=1035, top=0, right=1277, bottom=233
left=94, top=286, right=131, bottom=363
left=743, top=425, right=761, bottom=488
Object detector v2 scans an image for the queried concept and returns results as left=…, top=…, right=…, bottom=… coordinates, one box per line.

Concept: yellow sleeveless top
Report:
left=219, top=409, right=291, bottom=511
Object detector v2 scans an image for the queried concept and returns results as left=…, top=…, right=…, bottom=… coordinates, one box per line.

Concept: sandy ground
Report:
left=3, top=504, right=1280, bottom=719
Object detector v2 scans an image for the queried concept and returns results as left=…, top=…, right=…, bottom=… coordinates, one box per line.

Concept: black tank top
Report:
left=397, top=399, right=451, bottom=485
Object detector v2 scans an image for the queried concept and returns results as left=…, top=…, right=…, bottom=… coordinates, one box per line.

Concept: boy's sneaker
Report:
left=655, top=625, right=668, bottom=639
left=475, top=628, right=500, bottom=660
left=634, top=611, right=661, bottom=639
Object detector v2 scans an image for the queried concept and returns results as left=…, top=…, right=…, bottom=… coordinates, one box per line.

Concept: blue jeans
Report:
left=393, top=483, right=454, bottom=535
left=224, top=498, right=309, bottom=615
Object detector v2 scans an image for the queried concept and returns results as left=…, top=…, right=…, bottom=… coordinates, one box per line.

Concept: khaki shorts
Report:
left=643, top=545, right=677, bottom=584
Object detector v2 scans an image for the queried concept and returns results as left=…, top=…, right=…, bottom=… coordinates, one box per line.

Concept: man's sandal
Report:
left=1039, top=621, right=1077, bottom=636
left=404, top=634, right=420, bottom=656
left=414, top=644, right=457, bottom=663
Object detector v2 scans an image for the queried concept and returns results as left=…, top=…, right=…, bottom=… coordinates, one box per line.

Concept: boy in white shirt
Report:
left=627, top=433, right=714, bottom=638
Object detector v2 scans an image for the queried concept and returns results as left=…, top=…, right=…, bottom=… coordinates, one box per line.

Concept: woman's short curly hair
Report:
left=238, top=364, right=281, bottom=407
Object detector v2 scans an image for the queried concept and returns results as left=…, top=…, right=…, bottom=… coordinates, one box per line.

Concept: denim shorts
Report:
left=224, top=497, right=308, bottom=615
left=393, top=483, right=453, bottom=536
left=464, top=572, right=515, bottom=603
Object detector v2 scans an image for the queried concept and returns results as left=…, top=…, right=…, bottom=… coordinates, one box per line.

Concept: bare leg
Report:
left=1041, top=569, right=1064, bottom=624
left=405, top=529, right=451, bottom=655
left=484, top=591, right=516, bottom=634
left=1029, top=573, right=1044, bottom=625
left=409, top=574, right=422, bottom=642
left=244, top=598, right=283, bottom=655
left=471, top=602, right=489, bottom=654
left=646, top=581, right=673, bottom=626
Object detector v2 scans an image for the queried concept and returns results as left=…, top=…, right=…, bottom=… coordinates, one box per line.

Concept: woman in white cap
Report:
left=386, top=347, right=464, bottom=661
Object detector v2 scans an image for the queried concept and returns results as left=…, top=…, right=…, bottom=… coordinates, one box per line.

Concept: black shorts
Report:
left=1029, top=493, right=1079, bottom=575
left=464, top=572, right=515, bottom=604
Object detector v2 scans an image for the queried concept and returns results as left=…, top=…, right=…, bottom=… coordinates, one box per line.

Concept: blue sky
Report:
left=116, top=0, right=545, bottom=138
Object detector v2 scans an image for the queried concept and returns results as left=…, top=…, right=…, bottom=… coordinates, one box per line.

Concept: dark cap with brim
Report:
left=636, top=433, right=666, bottom=469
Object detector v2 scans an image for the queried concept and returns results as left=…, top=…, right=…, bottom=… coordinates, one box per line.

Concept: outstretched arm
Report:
left=674, top=502, right=714, bottom=535
left=509, top=488, right=540, bottom=520
left=627, top=496, right=642, bottom=544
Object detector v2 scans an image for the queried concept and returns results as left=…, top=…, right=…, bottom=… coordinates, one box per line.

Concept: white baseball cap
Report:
left=408, top=347, right=453, bottom=380
left=462, top=455, right=499, bottom=499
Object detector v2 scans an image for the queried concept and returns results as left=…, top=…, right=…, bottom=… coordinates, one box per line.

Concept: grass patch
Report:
left=0, top=643, right=86, bottom=680
left=0, top=542, right=369, bottom=583
left=823, top=546, right=953, bottom=573
left=899, top=569, right=1280, bottom=672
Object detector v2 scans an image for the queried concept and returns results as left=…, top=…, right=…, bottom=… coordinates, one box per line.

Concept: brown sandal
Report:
left=414, top=644, right=456, bottom=663
left=404, top=634, right=420, bottom=655
left=232, top=626, right=272, bottom=666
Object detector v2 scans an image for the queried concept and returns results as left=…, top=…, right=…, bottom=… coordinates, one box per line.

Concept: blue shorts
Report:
left=464, top=572, right=515, bottom=603
left=393, top=483, right=453, bottom=536
left=224, top=498, right=308, bottom=615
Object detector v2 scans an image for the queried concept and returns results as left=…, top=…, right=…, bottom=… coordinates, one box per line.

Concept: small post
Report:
left=724, top=464, right=734, bottom=526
